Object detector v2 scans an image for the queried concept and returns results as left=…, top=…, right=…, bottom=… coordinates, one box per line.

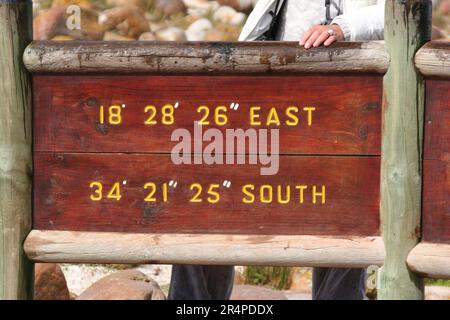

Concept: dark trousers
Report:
left=169, top=265, right=366, bottom=300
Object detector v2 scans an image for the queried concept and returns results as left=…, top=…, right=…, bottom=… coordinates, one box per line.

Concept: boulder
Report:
left=213, top=5, right=237, bottom=24
left=99, top=6, right=150, bottom=39
left=106, top=0, right=149, bottom=10
left=34, top=263, right=70, bottom=300
left=33, top=6, right=104, bottom=40
left=185, top=18, right=213, bottom=41
left=156, top=26, right=186, bottom=41
left=217, top=0, right=257, bottom=13
left=231, top=285, right=288, bottom=300
left=153, top=0, right=187, bottom=16
left=425, top=286, right=450, bottom=300
left=52, top=0, right=94, bottom=10
left=139, top=31, right=157, bottom=40
left=76, top=270, right=166, bottom=300
left=440, top=0, right=450, bottom=15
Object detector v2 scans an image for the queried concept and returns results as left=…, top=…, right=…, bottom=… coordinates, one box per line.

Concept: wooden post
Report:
left=379, top=0, right=432, bottom=299
left=0, top=0, right=33, bottom=299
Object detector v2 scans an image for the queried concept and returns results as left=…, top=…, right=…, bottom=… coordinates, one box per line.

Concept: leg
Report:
left=168, top=265, right=235, bottom=300
left=312, top=268, right=366, bottom=300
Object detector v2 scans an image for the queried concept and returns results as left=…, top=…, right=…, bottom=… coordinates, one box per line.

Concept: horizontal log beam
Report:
left=24, top=230, right=385, bottom=267
left=415, top=41, right=450, bottom=78
left=23, top=41, right=389, bottom=74
left=407, top=242, right=450, bottom=279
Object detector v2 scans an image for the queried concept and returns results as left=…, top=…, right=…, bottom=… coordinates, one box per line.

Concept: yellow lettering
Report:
left=312, top=185, right=326, bottom=204
left=250, top=107, right=261, bottom=126
left=242, top=184, right=255, bottom=203
left=285, top=106, right=299, bottom=126
left=266, top=107, right=281, bottom=126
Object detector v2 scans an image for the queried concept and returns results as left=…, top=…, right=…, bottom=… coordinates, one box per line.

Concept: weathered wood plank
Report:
left=34, top=153, right=380, bottom=236
left=422, top=79, right=450, bottom=244
left=407, top=243, right=450, bottom=279
left=422, top=159, right=450, bottom=244
left=24, top=230, right=385, bottom=267
left=24, top=41, right=389, bottom=74
left=379, top=0, right=432, bottom=300
left=0, top=0, right=33, bottom=300
left=415, top=41, right=450, bottom=78
left=423, top=80, right=450, bottom=160
left=33, top=74, right=382, bottom=155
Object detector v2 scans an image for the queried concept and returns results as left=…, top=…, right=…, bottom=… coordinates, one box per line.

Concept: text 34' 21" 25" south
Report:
left=89, top=181, right=327, bottom=205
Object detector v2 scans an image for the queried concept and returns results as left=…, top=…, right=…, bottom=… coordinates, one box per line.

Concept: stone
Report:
left=432, top=26, right=447, bottom=40
left=185, top=18, right=213, bottom=41
left=153, top=0, right=187, bottom=16
left=204, top=29, right=228, bottom=41
left=440, top=0, right=450, bottom=15
left=106, top=0, right=149, bottom=10
left=139, top=31, right=157, bottom=41
left=155, top=26, right=187, bottom=41
left=52, top=0, right=94, bottom=10
left=103, top=31, right=135, bottom=41
left=34, top=263, right=70, bottom=300
left=33, top=6, right=104, bottom=40
left=217, top=0, right=257, bottom=13
left=229, top=12, right=247, bottom=26
left=76, top=270, right=166, bottom=300
left=99, top=6, right=150, bottom=39
left=51, top=35, right=75, bottom=41
left=213, top=5, right=237, bottom=24
left=425, top=286, right=450, bottom=300
left=33, top=6, right=66, bottom=40
left=230, top=285, right=288, bottom=300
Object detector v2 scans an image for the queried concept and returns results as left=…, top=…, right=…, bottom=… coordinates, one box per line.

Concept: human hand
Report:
left=299, top=24, right=345, bottom=49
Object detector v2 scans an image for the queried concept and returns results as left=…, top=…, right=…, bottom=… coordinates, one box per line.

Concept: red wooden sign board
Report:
left=33, top=74, right=382, bottom=237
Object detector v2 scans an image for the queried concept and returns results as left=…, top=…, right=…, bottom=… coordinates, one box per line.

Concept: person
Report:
left=169, top=0, right=385, bottom=300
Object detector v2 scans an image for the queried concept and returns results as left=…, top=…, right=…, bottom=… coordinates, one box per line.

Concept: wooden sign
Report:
left=33, top=74, right=382, bottom=237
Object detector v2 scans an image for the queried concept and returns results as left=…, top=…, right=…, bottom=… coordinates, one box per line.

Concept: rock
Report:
left=34, top=263, right=70, bottom=300
left=99, top=6, right=150, bottom=39
left=33, top=6, right=104, bottom=40
left=432, top=26, right=447, bottom=40
left=425, top=286, right=450, bottom=300
left=76, top=270, right=166, bottom=300
left=229, top=12, right=247, bottom=26
left=184, top=0, right=220, bottom=17
left=288, top=267, right=312, bottom=293
left=213, top=5, right=237, bottom=24
left=33, top=6, right=66, bottom=40
left=52, top=0, right=94, bottom=10
left=106, top=0, right=149, bottom=10
left=185, top=18, right=213, bottom=41
left=103, top=31, right=135, bottom=41
left=440, top=0, right=450, bottom=15
left=217, top=0, right=257, bottom=13
left=204, top=29, right=228, bottom=41
left=51, top=35, right=75, bottom=41
left=155, top=27, right=186, bottom=41
left=231, top=285, right=288, bottom=300
left=139, top=31, right=157, bottom=40
left=153, top=0, right=187, bottom=16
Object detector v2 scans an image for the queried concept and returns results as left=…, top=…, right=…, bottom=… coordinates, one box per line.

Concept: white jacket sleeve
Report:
left=331, top=1, right=385, bottom=41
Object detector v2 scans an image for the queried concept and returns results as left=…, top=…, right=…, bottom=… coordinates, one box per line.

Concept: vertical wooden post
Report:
left=379, top=0, right=432, bottom=299
left=0, top=0, right=33, bottom=299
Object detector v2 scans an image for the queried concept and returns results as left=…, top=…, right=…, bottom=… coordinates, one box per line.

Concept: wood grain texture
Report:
left=379, top=0, right=431, bottom=300
left=34, top=153, right=380, bottom=236
left=24, top=230, right=385, bottom=267
left=33, top=74, right=382, bottom=155
left=0, top=0, right=33, bottom=300
left=23, top=41, right=389, bottom=74
left=423, top=80, right=450, bottom=160
left=415, top=41, right=450, bottom=78
left=422, top=80, right=450, bottom=244
left=407, top=242, right=450, bottom=279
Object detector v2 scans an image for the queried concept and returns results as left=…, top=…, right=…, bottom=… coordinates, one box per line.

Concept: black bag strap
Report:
left=256, top=0, right=286, bottom=41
